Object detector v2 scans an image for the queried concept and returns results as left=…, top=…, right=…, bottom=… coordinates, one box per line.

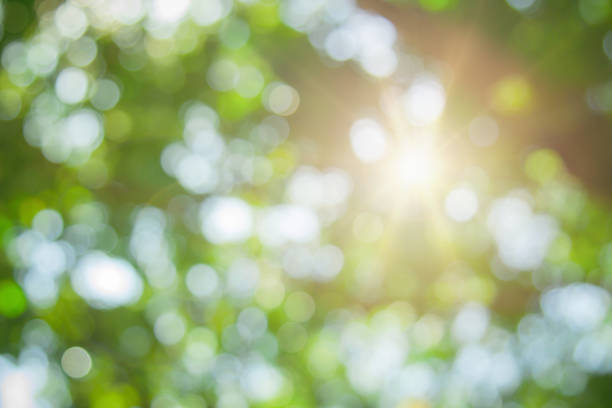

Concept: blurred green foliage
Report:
left=0, top=0, right=612, bottom=407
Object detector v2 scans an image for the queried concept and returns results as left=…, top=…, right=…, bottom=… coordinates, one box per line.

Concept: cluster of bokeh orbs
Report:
left=1, top=0, right=612, bottom=407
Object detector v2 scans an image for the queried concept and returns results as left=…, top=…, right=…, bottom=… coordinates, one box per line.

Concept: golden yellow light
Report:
left=395, top=144, right=440, bottom=189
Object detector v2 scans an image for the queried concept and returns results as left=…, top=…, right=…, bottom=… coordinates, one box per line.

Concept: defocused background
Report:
left=1, top=0, right=612, bottom=407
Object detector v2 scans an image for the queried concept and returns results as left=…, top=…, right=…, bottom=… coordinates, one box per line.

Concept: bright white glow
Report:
left=402, top=74, right=446, bottom=126
left=325, top=0, right=356, bottom=22
left=263, top=82, right=300, bottom=116
left=150, top=0, right=191, bottom=23
left=0, top=369, right=35, bottom=408
left=161, top=143, right=189, bottom=176
left=541, top=283, right=610, bottom=332
left=488, top=196, right=558, bottom=270
left=453, top=344, right=491, bottom=385
left=488, top=197, right=531, bottom=240
left=350, top=12, right=396, bottom=49
left=341, top=320, right=408, bottom=394
left=257, top=205, right=320, bottom=247
left=175, top=153, right=218, bottom=194
left=55, top=68, right=89, bottom=105
left=358, top=45, right=398, bottom=78
left=396, top=145, right=438, bottom=188
left=23, top=271, right=58, bottom=308
left=279, top=0, right=326, bottom=32
left=242, top=361, right=284, bottom=402
left=185, top=129, right=225, bottom=160
left=332, top=10, right=396, bottom=78
left=200, top=196, right=253, bottom=244
left=286, top=167, right=328, bottom=208
left=61, top=347, right=92, bottom=378
left=30, top=241, right=67, bottom=277
left=163, top=120, right=225, bottom=194
left=452, top=343, right=521, bottom=396
left=324, top=28, right=357, bottom=61
left=445, top=187, right=479, bottom=222
left=286, top=166, right=352, bottom=211
left=185, top=264, right=219, bottom=299
left=63, top=109, right=103, bottom=150
left=183, top=101, right=220, bottom=129
left=349, top=118, right=387, bottom=163
left=71, top=252, right=143, bottom=309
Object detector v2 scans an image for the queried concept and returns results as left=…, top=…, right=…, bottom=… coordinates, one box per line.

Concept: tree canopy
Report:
left=1, top=0, right=612, bottom=407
